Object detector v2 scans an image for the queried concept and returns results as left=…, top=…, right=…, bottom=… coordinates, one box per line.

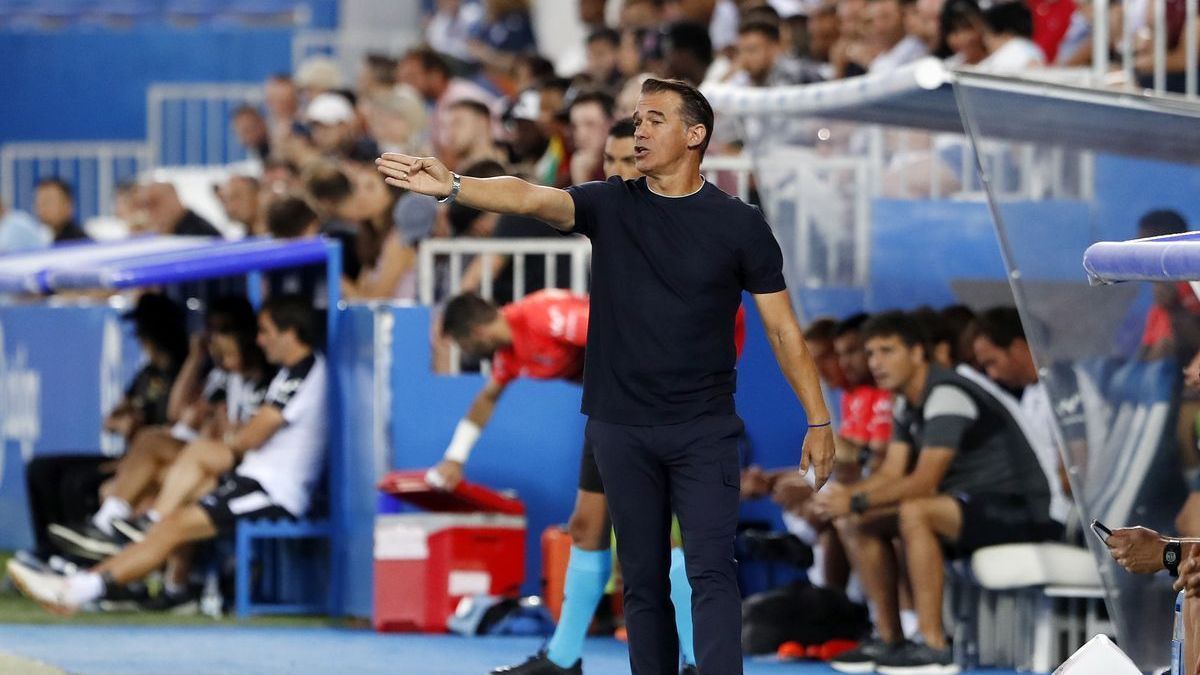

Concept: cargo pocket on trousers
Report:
left=720, top=457, right=739, bottom=488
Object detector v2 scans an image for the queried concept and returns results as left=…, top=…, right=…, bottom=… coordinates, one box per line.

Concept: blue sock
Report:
left=546, top=546, right=611, bottom=669
left=670, top=546, right=696, bottom=667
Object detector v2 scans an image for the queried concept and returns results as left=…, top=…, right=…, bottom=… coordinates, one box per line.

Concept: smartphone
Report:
left=1090, top=519, right=1113, bottom=543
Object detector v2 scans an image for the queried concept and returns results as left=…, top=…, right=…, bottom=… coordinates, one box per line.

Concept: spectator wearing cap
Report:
left=866, top=0, right=930, bottom=73
left=136, top=182, right=222, bottom=238
left=231, top=105, right=271, bottom=162
left=568, top=91, right=615, bottom=184
left=306, top=92, right=381, bottom=163
left=35, top=178, right=90, bottom=244
left=0, top=197, right=50, bottom=253
left=293, top=56, right=343, bottom=102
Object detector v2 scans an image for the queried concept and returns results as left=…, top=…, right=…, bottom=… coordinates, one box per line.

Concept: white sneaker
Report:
left=6, top=558, right=77, bottom=616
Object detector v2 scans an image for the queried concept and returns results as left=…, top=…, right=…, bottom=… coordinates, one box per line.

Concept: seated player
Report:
left=7, top=295, right=328, bottom=615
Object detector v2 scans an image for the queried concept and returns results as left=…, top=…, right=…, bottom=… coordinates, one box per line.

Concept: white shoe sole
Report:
left=5, top=559, right=76, bottom=617
left=110, top=520, right=146, bottom=544
left=830, top=662, right=878, bottom=674
left=877, top=664, right=960, bottom=675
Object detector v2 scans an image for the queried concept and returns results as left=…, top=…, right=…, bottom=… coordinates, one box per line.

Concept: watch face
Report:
left=1168, top=550, right=1179, bottom=564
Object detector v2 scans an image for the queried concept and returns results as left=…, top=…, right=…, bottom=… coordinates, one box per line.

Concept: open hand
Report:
left=376, top=153, right=453, bottom=199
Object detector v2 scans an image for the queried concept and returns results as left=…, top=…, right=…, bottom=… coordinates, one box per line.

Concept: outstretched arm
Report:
left=753, top=290, right=835, bottom=489
left=427, top=379, right=508, bottom=490
left=376, top=153, right=576, bottom=231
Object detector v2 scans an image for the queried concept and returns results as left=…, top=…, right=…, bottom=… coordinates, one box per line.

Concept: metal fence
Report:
left=146, top=82, right=264, bottom=167
left=0, top=141, right=150, bottom=222
left=418, top=238, right=592, bottom=307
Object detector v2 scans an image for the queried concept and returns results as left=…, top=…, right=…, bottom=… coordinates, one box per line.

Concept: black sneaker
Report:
left=46, top=522, right=125, bottom=561
left=680, top=666, right=697, bottom=675
left=489, top=650, right=582, bottom=675
left=830, top=639, right=906, bottom=673
left=876, top=642, right=960, bottom=675
left=111, top=514, right=155, bottom=544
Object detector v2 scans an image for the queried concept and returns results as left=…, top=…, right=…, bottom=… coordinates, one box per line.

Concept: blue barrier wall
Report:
left=0, top=28, right=292, bottom=142
left=0, top=304, right=140, bottom=550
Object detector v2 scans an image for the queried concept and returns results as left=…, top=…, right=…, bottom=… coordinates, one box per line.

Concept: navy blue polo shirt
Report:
left=567, top=176, right=786, bottom=425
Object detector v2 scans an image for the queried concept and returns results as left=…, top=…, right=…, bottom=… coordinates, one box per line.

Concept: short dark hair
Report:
left=208, top=295, right=268, bottom=373
left=35, top=177, right=73, bottom=201
left=587, top=27, right=620, bottom=48
left=267, top=196, right=319, bottom=239
left=124, top=292, right=189, bottom=366
left=364, top=52, right=398, bottom=86
left=516, top=54, right=558, bottom=85
left=640, top=77, right=715, bottom=156
left=834, top=312, right=870, bottom=339
left=303, top=162, right=353, bottom=205
left=1138, top=209, right=1188, bottom=238
left=404, top=46, right=452, bottom=78
left=570, top=90, right=615, bottom=118
left=741, top=5, right=781, bottom=25
left=539, top=76, right=573, bottom=95
left=738, top=20, right=781, bottom=42
left=609, top=117, right=636, bottom=139
left=982, top=0, right=1033, bottom=38
left=262, top=294, right=316, bottom=347
left=803, top=317, right=838, bottom=343
left=442, top=293, right=500, bottom=341
left=664, top=21, right=714, bottom=68
left=232, top=104, right=263, bottom=120
left=862, top=310, right=929, bottom=355
left=975, top=306, right=1025, bottom=349
left=449, top=99, right=493, bottom=121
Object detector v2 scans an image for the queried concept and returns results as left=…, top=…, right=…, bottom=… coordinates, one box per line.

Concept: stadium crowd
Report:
left=7, top=1, right=1200, bottom=674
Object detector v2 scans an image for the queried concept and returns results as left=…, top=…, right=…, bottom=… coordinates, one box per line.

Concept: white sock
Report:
left=66, top=572, right=105, bottom=606
left=901, top=609, right=920, bottom=640
left=92, top=497, right=131, bottom=536
left=146, top=510, right=162, bottom=523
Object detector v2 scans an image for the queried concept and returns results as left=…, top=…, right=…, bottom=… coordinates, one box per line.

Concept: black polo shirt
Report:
left=567, top=176, right=786, bottom=425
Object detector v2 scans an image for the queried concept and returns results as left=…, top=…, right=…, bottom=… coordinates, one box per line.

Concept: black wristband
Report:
left=1165, top=540, right=1182, bottom=578
left=850, top=492, right=869, bottom=515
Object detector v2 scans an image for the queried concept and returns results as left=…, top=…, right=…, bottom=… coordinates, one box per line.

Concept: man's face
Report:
left=446, top=107, right=488, bottom=156
left=570, top=101, right=612, bottom=155
left=972, top=335, right=1034, bottom=389
left=212, top=332, right=243, bottom=373
left=834, top=330, right=871, bottom=387
left=310, top=121, right=352, bottom=154
left=579, top=0, right=606, bottom=24
left=620, top=1, right=660, bottom=29
left=865, top=0, right=906, bottom=49
left=34, top=185, right=73, bottom=228
left=218, top=178, right=259, bottom=226
left=233, top=112, right=268, bottom=148
left=264, top=79, right=298, bottom=120
left=866, top=334, right=922, bottom=393
left=806, top=337, right=846, bottom=388
left=454, top=323, right=503, bottom=359
left=632, top=90, right=701, bottom=174
left=603, top=135, right=640, bottom=180
left=587, top=38, right=618, bottom=79
left=257, top=312, right=285, bottom=365
left=397, top=57, right=433, bottom=100
left=913, top=0, right=945, bottom=48
left=537, top=88, right=566, bottom=137
left=736, top=30, right=779, bottom=82
left=808, top=9, right=841, bottom=60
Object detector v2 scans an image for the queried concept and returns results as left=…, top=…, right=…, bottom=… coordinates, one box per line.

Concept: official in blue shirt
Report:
left=377, top=77, right=834, bottom=675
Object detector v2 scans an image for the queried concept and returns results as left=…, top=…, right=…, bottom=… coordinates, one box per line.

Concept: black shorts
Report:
left=578, top=438, right=605, bottom=494
left=198, top=474, right=293, bottom=535
left=950, top=492, right=1064, bottom=559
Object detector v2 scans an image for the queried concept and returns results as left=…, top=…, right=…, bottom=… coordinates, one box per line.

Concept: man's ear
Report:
left=686, top=123, right=708, bottom=150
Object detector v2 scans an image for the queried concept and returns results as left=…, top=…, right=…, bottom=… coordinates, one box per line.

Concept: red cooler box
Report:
left=373, top=470, right=526, bottom=633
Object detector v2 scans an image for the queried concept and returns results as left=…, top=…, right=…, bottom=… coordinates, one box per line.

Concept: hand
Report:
left=812, top=481, right=851, bottom=520
left=1175, top=548, right=1200, bottom=596
left=771, top=472, right=815, bottom=513
left=427, top=459, right=465, bottom=491
left=189, top=332, right=207, bottom=358
left=740, top=465, right=772, bottom=499
left=376, top=153, right=453, bottom=199
left=1185, top=350, right=1200, bottom=390
left=1106, top=526, right=1168, bottom=574
left=800, top=423, right=835, bottom=490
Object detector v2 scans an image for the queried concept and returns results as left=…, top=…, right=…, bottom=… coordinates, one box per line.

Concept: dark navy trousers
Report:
left=586, top=413, right=744, bottom=675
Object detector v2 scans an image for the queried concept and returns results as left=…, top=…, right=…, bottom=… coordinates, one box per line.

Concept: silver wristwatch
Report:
left=438, top=172, right=462, bottom=204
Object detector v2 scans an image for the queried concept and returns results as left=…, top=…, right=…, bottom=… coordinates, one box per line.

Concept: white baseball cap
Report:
left=306, top=93, right=355, bottom=125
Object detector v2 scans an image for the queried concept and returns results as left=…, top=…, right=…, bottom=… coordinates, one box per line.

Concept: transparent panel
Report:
left=955, top=80, right=1197, bottom=671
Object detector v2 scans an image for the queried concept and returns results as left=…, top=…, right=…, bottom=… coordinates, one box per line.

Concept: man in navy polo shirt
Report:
left=376, top=77, right=834, bottom=675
